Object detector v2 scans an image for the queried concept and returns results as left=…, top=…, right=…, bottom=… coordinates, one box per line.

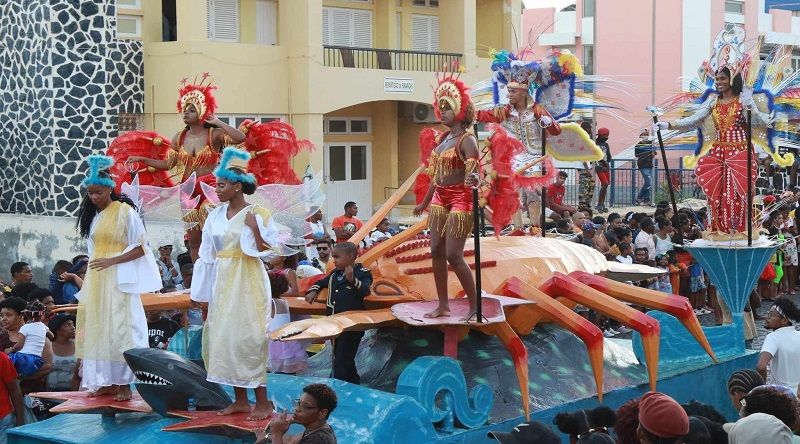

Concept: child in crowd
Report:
left=654, top=254, right=672, bottom=294
left=616, top=242, right=633, bottom=264
left=634, top=247, right=658, bottom=290
left=304, top=242, right=372, bottom=384
left=5, top=301, right=49, bottom=377
left=688, top=261, right=710, bottom=315
left=267, top=271, right=308, bottom=375
left=368, top=218, right=393, bottom=245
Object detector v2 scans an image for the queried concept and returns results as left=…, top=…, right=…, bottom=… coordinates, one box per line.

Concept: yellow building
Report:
left=129, top=0, right=521, bottom=220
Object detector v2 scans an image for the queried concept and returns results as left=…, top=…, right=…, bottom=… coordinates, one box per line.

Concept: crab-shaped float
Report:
left=273, top=170, right=716, bottom=418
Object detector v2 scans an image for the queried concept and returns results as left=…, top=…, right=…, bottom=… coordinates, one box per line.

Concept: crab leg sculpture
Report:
left=273, top=172, right=715, bottom=416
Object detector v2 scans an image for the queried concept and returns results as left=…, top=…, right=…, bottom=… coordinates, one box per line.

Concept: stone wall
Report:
left=0, top=0, right=143, bottom=216
left=0, top=213, right=186, bottom=289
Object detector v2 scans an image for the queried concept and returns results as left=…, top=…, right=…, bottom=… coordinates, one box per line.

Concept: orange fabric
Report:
left=332, top=216, right=364, bottom=242
left=430, top=184, right=473, bottom=213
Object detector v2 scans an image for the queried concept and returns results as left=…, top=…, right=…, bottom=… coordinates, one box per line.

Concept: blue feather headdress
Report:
left=82, top=155, right=116, bottom=188
left=213, top=147, right=256, bottom=185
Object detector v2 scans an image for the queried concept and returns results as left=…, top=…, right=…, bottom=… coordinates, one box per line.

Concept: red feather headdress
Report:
left=433, top=70, right=472, bottom=123
left=176, top=73, right=217, bottom=122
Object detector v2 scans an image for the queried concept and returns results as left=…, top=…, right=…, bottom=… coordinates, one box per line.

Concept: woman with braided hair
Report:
left=727, top=368, right=765, bottom=412
left=757, top=298, right=800, bottom=390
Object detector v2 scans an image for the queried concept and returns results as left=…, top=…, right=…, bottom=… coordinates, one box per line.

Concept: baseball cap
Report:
left=487, top=421, right=560, bottom=444
left=723, top=413, right=793, bottom=444
left=597, top=127, right=610, bottom=137
left=638, top=392, right=689, bottom=438
left=582, top=222, right=600, bottom=231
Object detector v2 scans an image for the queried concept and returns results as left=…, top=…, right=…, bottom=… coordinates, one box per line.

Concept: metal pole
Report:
left=472, top=187, right=482, bottom=323
left=652, top=115, right=682, bottom=244
left=540, top=128, right=547, bottom=230
left=747, top=109, right=753, bottom=246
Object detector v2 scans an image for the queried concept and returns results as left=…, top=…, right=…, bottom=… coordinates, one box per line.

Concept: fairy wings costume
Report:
left=106, top=74, right=313, bottom=231
left=658, top=26, right=800, bottom=233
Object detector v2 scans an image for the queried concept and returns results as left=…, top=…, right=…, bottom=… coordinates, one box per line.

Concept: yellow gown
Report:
left=191, top=204, right=277, bottom=388
left=75, top=201, right=162, bottom=390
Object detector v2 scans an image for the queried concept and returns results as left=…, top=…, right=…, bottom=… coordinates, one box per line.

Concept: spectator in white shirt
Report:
left=757, top=298, right=800, bottom=390
left=635, top=217, right=656, bottom=262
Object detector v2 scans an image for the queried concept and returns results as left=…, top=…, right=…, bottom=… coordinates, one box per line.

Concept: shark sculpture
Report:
left=123, top=348, right=232, bottom=416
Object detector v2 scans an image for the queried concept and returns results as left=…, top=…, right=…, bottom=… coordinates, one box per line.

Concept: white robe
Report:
left=191, top=204, right=278, bottom=387
left=76, top=201, right=161, bottom=391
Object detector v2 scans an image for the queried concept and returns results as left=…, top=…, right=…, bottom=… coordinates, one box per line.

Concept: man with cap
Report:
left=487, top=420, right=560, bottom=444
left=724, top=412, right=794, bottom=444
left=578, top=222, right=599, bottom=248
left=636, top=391, right=689, bottom=444
left=594, top=128, right=612, bottom=213
left=155, top=244, right=182, bottom=291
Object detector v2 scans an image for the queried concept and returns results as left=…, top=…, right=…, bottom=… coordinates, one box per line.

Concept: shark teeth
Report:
left=134, top=371, right=173, bottom=386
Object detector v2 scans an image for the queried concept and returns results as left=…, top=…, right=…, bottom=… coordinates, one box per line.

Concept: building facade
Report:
left=1, top=0, right=522, bottom=222
left=0, top=0, right=144, bottom=216
left=524, top=0, right=800, bottom=156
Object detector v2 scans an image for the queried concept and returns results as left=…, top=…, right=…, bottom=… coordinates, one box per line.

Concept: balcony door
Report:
left=324, top=143, right=372, bottom=222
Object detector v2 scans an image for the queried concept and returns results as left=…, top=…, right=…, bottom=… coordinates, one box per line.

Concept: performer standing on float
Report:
left=123, top=75, right=246, bottom=259
left=654, top=26, right=793, bottom=234
left=413, top=72, right=480, bottom=320
left=475, top=52, right=560, bottom=227
left=74, top=155, right=162, bottom=401
left=471, top=49, right=605, bottom=230
left=191, top=148, right=281, bottom=420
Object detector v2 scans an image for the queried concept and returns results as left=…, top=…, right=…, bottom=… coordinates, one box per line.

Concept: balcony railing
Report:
left=323, top=45, right=462, bottom=72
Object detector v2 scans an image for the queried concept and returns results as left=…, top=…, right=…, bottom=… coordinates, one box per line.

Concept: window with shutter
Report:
left=411, top=14, right=437, bottom=52
left=322, top=7, right=373, bottom=48
left=207, top=0, right=239, bottom=42
left=255, top=0, right=277, bottom=45
left=352, top=9, right=372, bottom=48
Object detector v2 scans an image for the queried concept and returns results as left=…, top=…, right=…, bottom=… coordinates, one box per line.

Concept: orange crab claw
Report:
left=477, top=321, right=530, bottom=420
left=569, top=270, right=716, bottom=363
left=538, top=273, right=661, bottom=392
left=495, top=277, right=605, bottom=402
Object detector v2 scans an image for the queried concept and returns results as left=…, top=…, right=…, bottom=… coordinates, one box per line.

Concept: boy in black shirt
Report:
left=304, top=242, right=372, bottom=384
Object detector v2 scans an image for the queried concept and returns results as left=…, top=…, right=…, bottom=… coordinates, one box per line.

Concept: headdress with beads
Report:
left=213, top=147, right=256, bottom=185
left=82, top=155, right=116, bottom=188
left=433, top=67, right=473, bottom=124
left=177, top=73, right=218, bottom=122
left=702, top=26, right=750, bottom=80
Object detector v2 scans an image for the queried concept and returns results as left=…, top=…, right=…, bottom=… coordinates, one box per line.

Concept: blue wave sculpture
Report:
left=396, top=356, right=493, bottom=432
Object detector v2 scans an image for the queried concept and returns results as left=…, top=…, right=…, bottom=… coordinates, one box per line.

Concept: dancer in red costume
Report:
left=107, top=75, right=312, bottom=260
left=122, top=75, right=245, bottom=259
left=413, top=73, right=480, bottom=321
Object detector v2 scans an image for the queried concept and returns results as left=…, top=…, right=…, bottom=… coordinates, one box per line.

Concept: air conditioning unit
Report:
left=412, top=103, right=438, bottom=123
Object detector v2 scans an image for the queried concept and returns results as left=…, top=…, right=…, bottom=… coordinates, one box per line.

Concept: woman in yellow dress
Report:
left=75, top=155, right=162, bottom=401
left=191, top=147, right=280, bottom=420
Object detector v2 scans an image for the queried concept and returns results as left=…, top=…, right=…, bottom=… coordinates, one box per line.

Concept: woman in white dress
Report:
left=191, top=148, right=281, bottom=420
left=74, top=155, right=162, bottom=401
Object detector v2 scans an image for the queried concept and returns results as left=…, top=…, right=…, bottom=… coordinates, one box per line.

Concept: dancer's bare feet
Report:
left=460, top=309, right=479, bottom=323
left=88, top=386, right=116, bottom=397
left=114, top=385, right=132, bottom=402
left=423, top=305, right=450, bottom=319
left=248, top=400, right=275, bottom=421
left=218, top=401, right=252, bottom=416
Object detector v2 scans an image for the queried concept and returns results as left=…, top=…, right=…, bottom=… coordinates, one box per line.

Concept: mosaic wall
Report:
left=0, top=0, right=143, bottom=216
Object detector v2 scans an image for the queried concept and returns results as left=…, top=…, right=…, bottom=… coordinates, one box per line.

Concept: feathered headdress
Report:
left=489, top=48, right=541, bottom=100
left=702, top=26, right=750, bottom=80
left=82, top=155, right=116, bottom=188
left=177, top=73, right=218, bottom=122
left=213, top=147, right=256, bottom=185
left=433, top=69, right=473, bottom=124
